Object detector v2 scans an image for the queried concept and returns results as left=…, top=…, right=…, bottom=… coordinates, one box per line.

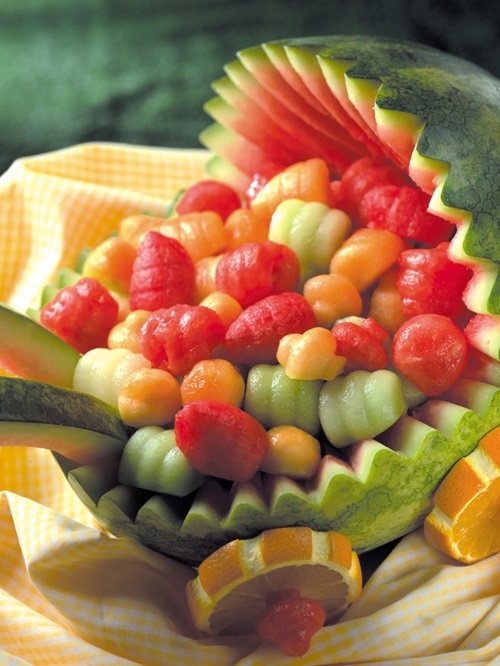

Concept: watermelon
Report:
left=201, top=36, right=500, bottom=333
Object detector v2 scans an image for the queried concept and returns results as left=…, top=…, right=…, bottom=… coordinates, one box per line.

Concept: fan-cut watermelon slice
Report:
left=282, top=43, right=383, bottom=154
left=219, top=58, right=361, bottom=174
left=238, top=45, right=367, bottom=157
left=205, top=94, right=306, bottom=166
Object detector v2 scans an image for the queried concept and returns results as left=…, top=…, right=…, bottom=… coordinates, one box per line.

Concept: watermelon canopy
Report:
left=200, top=35, right=500, bottom=325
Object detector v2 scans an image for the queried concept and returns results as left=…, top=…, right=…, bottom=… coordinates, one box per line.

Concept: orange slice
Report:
left=185, top=526, right=362, bottom=636
left=424, top=425, right=500, bottom=563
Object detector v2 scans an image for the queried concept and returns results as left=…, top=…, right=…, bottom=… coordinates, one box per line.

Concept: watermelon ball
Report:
left=391, top=314, right=469, bottom=396
left=129, top=231, right=196, bottom=311
left=331, top=320, right=389, bottom=373
left=40, top=277, right=119, bottom=354
left=174, top=400, right=268, bottom=483
left=396, top=242, right=472, bottom=323
left=333, top=155, right=407, bottom=222
left=362, top=184, right=453, bottom=245
left=174, top=179, right=241, bottom=220
left=139, top=304, right=225, bottom=377
left=224, top=292, right=317, bottom=366
left=215, top=240, right=301, bottom=309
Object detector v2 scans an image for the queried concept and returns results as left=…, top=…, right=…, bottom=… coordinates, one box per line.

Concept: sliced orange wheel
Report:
left=185, top=526, right=362, bottom=637
left=424, top=426, right=500, bottom=564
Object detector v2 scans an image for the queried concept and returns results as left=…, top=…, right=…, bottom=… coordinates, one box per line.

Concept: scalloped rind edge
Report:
left=65, top=378, right=500, bottom=564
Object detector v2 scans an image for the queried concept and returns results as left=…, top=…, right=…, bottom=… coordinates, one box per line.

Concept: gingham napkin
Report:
left=0, top=143, right=499, bottom=666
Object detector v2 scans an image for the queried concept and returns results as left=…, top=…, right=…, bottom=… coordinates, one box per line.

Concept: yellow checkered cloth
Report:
left=0, top=143, right=499, bottom=665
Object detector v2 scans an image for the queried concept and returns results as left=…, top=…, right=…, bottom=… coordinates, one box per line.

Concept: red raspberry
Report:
left=256, top=588, right=326, bottom=657
left=174, top=400, right=268, bottom=482
left=397, top=242, right=472, bottom=323
left=362, top=184, right=453, bottom=244
left=215, top=240, right=301, bottom=309
left=175, top=179, right=241, bottom=220
left=40, top=277, right=118, bottom=354
left=129, top=231, right=195, bottom=311
left=224, top=292, right=317, bottom=366
left=139, top=304, right=225, bottom=376
left=331, top=321, right=389, bottom=373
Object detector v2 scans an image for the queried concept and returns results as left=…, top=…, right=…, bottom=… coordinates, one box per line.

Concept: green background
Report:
left=0, top=0, right=498, bottom=174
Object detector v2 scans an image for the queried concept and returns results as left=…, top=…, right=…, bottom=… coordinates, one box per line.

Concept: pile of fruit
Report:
left=0, top=35, right=499, bottom=657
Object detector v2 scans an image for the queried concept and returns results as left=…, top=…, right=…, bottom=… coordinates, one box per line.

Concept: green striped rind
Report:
left=0, top=422, right=126, bottom=465
left=0, top=303, right=80, bottom=387
left=0, top=377, right=130, bottom=440
left=0, top=377, right=130, bottom=464
left=201, top=36, right=500, bottom=319
left=62, top=379, right=500, bottom=565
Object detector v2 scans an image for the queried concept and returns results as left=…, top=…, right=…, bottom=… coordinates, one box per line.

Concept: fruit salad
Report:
left=0, top=35, right=499, bottom=658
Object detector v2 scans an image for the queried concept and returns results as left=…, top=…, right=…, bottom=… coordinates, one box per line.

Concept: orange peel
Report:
left=185, top=526, right=362, bottom=636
